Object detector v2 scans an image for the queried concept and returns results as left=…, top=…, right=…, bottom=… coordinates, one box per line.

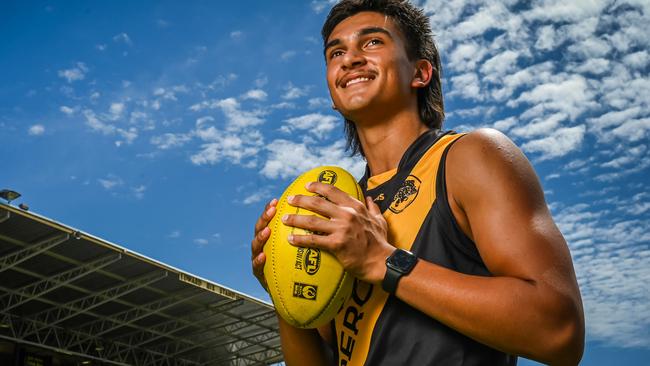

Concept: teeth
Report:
left=345, top=77, right=371, bottom=87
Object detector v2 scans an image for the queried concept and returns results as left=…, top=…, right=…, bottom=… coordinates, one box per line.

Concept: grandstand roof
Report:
left=0, top=202, right=283, bottom=365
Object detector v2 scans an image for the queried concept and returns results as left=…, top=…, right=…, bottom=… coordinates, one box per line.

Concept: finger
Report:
left=282, top=213, right=335, bottom=234
left=366, top=196, right=381, bottom=215
left=252, top=252, right=268, bottom=290
left=254, top=200, right=277, bottom=234
left=306, top=182, right=364, bottom=210
left=287, top=194, right=338, bottom=218
left=288, top=232, right=331, bottom=250
left=251, top=226, right=271, bottom=257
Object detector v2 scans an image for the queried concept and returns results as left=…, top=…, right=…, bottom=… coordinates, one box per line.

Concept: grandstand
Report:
left=0, top=202, right=283, bottom=365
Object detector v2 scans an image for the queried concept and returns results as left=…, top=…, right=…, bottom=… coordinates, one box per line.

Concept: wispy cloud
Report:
left=58, top=62, right=88, bottom=83
left=98, top=175, right=124, bottom=190
left=112, top=32, right=132, bottom=45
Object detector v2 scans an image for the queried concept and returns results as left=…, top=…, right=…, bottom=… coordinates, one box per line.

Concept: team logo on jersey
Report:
left=293, top=282, right=317, bottom=300
left=389, top=175, right=421, bottom=213
left=318, top=170, right=337, bottom=185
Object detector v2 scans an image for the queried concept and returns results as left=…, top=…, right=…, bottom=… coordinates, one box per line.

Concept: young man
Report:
left=251, top=1, right=585, bottom=365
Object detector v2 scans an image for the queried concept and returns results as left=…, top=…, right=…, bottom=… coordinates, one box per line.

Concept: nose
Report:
left=342, top=48, right=366, bottom=70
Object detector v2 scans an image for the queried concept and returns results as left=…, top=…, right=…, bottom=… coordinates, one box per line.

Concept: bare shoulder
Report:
left=444, top=128, right=548, bottom=243
left=446, top=128, right=544, bottom=206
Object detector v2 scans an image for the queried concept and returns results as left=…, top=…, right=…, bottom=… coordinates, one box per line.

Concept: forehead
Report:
left=327, top=11, right=401, bottom=42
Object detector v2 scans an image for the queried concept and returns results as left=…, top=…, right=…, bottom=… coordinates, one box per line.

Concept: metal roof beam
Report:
left=137, top=307, right=273, bottom=353
left=0, top=253, right=122, bottom=312
left=0, top=209, right=9, bottom=224
left=76, top=288, right=204, bottom=338
left=0, top=233, right=69, bottom=272
left=1, top=311, right=202, bottom=366
left=24, top=270, right=168, bottom=333
left=120, top=298, right=244, bottom=347
left=160, top=312, right=280, bottom=364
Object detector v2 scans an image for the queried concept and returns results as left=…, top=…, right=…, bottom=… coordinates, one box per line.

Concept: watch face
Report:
left=388, top=249, right=417, bottom=272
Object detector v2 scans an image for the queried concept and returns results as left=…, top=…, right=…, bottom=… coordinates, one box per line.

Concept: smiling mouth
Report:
left=343, top=76, right=375, bottom=88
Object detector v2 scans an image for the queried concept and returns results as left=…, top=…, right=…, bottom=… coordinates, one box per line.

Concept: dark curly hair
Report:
left=322, top=0, right=444, bottom=157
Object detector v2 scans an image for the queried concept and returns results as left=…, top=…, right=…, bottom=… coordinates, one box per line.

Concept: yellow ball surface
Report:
left=264, top=166, right=361, bottom=328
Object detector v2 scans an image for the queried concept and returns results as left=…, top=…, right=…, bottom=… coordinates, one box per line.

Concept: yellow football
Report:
left=264, top=166, right=361, bottom=328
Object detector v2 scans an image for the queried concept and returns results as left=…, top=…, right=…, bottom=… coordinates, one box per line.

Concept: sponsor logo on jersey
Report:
left=339, top=279, right=373, bottom=365
left=293, top=282, right=317, bottom=300
left=318, top=170, right=338, bottom=185
left=389, top=175, right=421, bottom=214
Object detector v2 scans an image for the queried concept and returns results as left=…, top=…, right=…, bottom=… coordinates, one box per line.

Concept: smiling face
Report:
left=325, top=11, right=417, bottom=123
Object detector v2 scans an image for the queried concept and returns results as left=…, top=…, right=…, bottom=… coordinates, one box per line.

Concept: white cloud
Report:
left=168, top=230, right=181, bottom=239
left=60, top=106, right=76, bottom=115
left=622, top=50, right=650, bottom=69
left=230, top=30, right=243, bottom=39
left=150, top=133, right=192, bottom=150
left=190, top=98, right=265, bottom=131
left=449, top=72, right=483, bottom=101
left=311, top=0, right=337, bottom=13
left=242, top=189, right=270, bottom=205
left=280, top=113, right=339, bottom=139
left=448, top=42, right=487, bottom=73
left=95, top=44, right=107, bottom=51
left=282, top=83, right=310, bottom=100
left=58, top=62, right=88, bottom=83
left=190, top=117, right=264, bottom=166
left=522, top=125, right=586, bottom=159
left=28, top=124, right=45, bottom=136
left=98, top=175, right=124, bottom=190
left=261, top=139, right=365, bottom=180
left=194, top=238, right=209, bottom=247
left=109, top=102, right=125, bottom=118
left=308, top=97, right=331, bottom=109
left=281, top=50, right=297, bottom=61
left=480, top=50, right=519, bottom=83
left=82, top=109, right=138, bottom=145
left=510, top=75, right=596, bottom=121
left=241, top=89, right=268, bottom=101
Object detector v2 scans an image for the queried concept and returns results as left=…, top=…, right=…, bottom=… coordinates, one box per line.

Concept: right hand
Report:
left=251, top=198, right=278, bottom=291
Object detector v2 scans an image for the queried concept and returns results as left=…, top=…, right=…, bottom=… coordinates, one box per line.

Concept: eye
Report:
left=330, top=50, right=344, bottom=59
left=366, top=38, right=383, bottom=47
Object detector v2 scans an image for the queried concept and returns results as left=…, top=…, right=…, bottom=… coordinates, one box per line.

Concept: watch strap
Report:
left=382, top=265, right=402, bottom=294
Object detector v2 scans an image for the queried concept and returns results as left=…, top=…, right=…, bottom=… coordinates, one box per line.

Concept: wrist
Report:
left=364, top=244, right=394, bottom=285
left=382, top=248, right=418, bottom=295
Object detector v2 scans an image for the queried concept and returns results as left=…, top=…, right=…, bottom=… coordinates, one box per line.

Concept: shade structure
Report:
left=0, top=203, right=283, bottom=366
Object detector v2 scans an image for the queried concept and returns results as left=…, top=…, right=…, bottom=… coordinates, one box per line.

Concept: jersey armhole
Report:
left=434, top=135, right=485, bottom=264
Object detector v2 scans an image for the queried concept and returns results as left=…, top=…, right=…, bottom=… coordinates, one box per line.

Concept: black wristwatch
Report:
left=382, top=249, right=418, bottom=294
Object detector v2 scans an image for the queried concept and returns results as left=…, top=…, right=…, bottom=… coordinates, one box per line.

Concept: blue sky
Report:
left=1, top=1, right=648, bottom=365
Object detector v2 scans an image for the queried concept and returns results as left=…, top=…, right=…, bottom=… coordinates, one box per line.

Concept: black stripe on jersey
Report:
left=363, top=136, right=517, bottom=366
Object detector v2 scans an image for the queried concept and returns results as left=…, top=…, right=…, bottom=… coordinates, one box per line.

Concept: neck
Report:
left=355, top=109, right=430, bottom=177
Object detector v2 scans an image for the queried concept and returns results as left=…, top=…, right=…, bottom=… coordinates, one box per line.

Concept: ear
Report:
left=411, top=59, right=433, bottom=89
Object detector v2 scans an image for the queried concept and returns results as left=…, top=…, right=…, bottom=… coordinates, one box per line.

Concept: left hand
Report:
left=281, top=181, right=395, bottom=284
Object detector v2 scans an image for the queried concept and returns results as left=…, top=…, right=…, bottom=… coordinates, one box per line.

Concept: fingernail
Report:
left=266, top=207, right=274, bottom=216
left=287, top=195, right=294, bottom=203
left=282, top=214, right=288, bottom=222
left=287, top=234, right=294, bottom=243
left=305, top=182, right=312, bottom=190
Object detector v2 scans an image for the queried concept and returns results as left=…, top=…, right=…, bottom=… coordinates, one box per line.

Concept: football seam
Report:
left=272, top=176, right=301, bottom=326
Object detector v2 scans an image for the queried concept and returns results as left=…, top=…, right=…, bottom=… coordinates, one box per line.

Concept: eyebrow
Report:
left=324, top=26, right=393, bottom=55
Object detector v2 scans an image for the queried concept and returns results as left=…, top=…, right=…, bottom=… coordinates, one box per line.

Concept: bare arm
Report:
left=285, top=129, right=584, bottom=365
